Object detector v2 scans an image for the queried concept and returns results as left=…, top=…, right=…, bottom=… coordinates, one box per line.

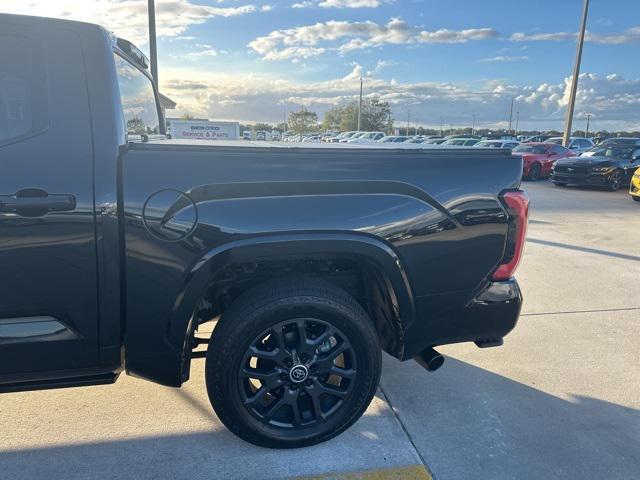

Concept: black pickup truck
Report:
left=0, top=13, right=528, bottom=448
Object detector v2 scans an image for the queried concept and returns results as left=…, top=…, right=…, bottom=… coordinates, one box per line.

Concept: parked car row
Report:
left=284, top=130, right=640, bottom=202
left=316, top=131, right=521, bottom=148
left=513, top=137, right=640, bottom=201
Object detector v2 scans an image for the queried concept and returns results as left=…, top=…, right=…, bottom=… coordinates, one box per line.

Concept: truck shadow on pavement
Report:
left=528, top=237, right=640, bottom=263
left=380, top=357, right=640, bottom=480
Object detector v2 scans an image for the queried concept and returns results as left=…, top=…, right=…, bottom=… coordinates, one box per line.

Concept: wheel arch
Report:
left=169, top=233, right=415, bottom=385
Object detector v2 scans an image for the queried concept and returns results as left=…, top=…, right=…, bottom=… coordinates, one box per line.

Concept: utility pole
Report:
left=563, top=0, right=590, bottom=147
left=147, top=0, right=158, bottom=86
left=508, top=98, right=514, bottom=134
left=357, top=77, right=363, bottom=131
left=282, top=100, right=287, bottom=133
left=585, top=113, right=592, bottom=138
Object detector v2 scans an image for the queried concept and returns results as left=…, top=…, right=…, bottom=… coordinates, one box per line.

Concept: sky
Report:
left=2, top=0, right=640, bottom=131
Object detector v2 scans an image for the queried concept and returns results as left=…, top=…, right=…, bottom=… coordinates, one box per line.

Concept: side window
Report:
left=113, top=54, right=160, bottom=137
left=0, top=34, right=48, bottom=146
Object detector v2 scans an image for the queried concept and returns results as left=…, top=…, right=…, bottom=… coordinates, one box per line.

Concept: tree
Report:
left=253, top=122, right=274, bottom=132
left=321, top=107, right=344, bottom=132
left=126, top=116, right=146, bottom=134
left=361, top=98, right=393, bottom=132
left=288, top=108, right=318, bottom=135
left=322, top=98, right=393, bottom=133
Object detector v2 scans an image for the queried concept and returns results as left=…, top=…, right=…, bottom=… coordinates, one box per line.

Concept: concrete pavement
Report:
left=378, top=181, right=640, bottom=479
left=1, top=180, right=638, bottom=479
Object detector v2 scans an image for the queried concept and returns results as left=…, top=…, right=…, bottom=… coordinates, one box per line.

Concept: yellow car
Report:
left=631, top=167, right=640, bottom=202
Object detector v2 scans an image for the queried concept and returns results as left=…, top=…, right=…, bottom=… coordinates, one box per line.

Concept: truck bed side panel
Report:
left=121, top=144, right=521, bottom=384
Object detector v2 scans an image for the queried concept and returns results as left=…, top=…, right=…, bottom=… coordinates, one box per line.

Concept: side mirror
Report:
left=570, top=144, right=579, bottom=150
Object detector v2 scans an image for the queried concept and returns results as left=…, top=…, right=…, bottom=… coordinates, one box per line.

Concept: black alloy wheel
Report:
left=205, top=276, right=381, bottom=448
left=238, top=318, right=356, bottom=429
left=608, top=170, right=624, bottom=191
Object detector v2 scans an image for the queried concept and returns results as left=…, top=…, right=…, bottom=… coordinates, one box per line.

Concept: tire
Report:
left=607, top=170, right=624, bottom=191
left=527, top=163, right=541, bottom=181
left=633, top=196, right=640, bottom=202
left=205, top=276, right=381, bottom=448
left=553, top=181, right=568, bottom=187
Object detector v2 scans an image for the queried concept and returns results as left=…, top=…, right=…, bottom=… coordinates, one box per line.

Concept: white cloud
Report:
left=160, top=64, right=640, bottom=131
left=511, top=27, right=640, bottom=44
left=375, top=59, right=395, bottom=70
left=292, top=0, right=383, bottom=7
left=0, top=0, right=256, bottom=45
left=319, top=0, right=382, bottom=7
left=479, top=55, right=529, bottom=63
left=249, top=18, right=498, bottom=61
left=185, top=48, right=219, bottom=59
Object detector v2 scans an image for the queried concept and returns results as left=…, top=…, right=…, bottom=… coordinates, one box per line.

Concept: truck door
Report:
left=0, top=22, right=100, bottom=385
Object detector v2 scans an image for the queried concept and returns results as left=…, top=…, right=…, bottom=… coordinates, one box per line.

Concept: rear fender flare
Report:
left=169, top=233, right=415, bottom=382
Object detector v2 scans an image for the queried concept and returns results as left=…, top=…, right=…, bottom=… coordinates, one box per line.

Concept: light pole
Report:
left=147, top=0, right=158, bottom=85
left=585, top=113, right=592, bottom=138
left=440, top=116, right=444, bottom=136
left=282, top=100, right=287, bottom=133
left=563, top=0, right=590, bottom=147
left=406, top=109, right=411, bottom=136
left=357, top=77, right=363, bottom=131
left=472, top=114, right=476, bottom=136
left=508, top=97, right=514, bottom=134
left=515, top=111, right=520, bottom=136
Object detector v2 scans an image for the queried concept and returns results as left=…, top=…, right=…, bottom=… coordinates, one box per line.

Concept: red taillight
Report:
left=492, top=190, right=529, bottom=281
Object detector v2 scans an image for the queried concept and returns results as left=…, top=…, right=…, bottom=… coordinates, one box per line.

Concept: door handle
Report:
left=0, top=188, right=76, bottom=217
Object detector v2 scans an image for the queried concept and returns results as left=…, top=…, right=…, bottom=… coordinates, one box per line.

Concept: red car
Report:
left=512, top=142, right=575, bottom=180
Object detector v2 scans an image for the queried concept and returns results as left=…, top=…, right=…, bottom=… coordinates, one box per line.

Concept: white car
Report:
left=441, top=138, right=480, bottom=147
left=339, top=131, right=365, bottom=143
left=377, top=136, right=411, bottom=143
left=330, top=131, right=357, bottom=143
left=347, top=132, right=385, bottom=144
left=474, top=140, right=520, bottom=150
left=547, top=137, right=594, bottom=154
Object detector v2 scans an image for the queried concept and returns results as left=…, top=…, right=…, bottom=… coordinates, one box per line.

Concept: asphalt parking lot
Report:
left=1, top=180, right=639, bottom=480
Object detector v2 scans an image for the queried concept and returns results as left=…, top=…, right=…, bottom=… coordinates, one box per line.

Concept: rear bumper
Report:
left=401, top=279, right=522, bottom=360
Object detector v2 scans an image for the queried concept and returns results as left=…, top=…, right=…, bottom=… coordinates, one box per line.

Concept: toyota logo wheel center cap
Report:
left=289, top=365, right=309, bottom=383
